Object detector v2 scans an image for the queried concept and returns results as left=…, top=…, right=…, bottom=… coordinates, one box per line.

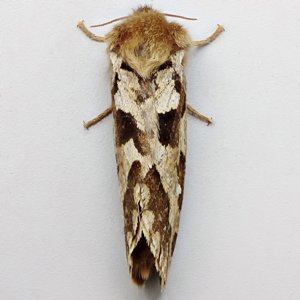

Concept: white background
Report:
left=1, top=0, right=300, bottom=299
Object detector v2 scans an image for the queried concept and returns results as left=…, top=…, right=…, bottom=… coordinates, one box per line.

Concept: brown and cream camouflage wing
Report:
left=78, top=3, right=223, bottom=291
left=111, top=50, right=187, bottom=286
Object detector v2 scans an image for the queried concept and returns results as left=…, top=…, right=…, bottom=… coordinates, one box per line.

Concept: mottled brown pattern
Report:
left=136, top=78, right=155, bottom=103
left=127, top=160, right=142, bottom=188
left=115, top=110, right=136, bottom=145
left=124, top=164, right=173, bottom=285
left=115, top=110, right=149, bottom=155
left=123, top=161, right=141, bottom=253
left=144, top=166, right=172, bottom=271
left=144, top=166, right=170, bottom=233
left=157, top=71, right=186, bottom=147
left=111, top=50, right=187, bottom=286
left=123, top=189, right=135, bottom=247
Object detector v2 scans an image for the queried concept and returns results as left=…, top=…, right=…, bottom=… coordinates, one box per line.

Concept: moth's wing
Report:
left=111, top=53, right=154, bottom=285
left=147, top=51, right=187, bottom=285
left=111, top=51, right=187, bottom=286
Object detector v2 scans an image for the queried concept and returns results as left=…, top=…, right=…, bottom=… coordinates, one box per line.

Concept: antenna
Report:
left=90, top=13, right=197, bottom=28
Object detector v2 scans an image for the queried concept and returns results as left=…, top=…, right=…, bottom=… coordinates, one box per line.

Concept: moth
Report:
left=78, top=6, right=223, bottom=287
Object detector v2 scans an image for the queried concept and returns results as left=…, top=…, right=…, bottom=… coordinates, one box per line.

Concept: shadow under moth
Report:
left=78, top=6, right=223, bottom=288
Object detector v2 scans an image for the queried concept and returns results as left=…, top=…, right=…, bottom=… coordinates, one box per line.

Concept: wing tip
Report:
left=130, top=235, right=155, bottom=286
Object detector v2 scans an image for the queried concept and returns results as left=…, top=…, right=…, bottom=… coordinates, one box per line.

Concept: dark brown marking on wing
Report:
left=115, top=110, right=149, bottom=155
left=173, top=73, right=187, bottom=117
left=136, top=94, right=146, bottom=103
left=158, top=60, right=173, bottom=71
left=158, top=109, right=179, bottom=147
left=177, top=151, right=186, bottom=210
left=120, top=61, right=143, bottom=81
left=123, top=161, right=141, bottom=254
left=127, top=160, right=142, bottom=188
left=144, top=166, right=172, bottom=260
left=112, top=73, right=119, bottom=95
left=123, top=188, right=135, bottom=247
left=180, top=93, right=186, bottom=117
left=144, top=167, right=170, bottom=229
left=174, top=74, right=182, bottom=94
left=157, top=69, right=186, bottom=147
left=121, top=61, right=135, bottom=73
left=115, top=110, right=136, bottom=145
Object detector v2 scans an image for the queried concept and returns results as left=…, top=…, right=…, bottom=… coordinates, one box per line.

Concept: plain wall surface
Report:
left=1, top=0, right=300, bottom=299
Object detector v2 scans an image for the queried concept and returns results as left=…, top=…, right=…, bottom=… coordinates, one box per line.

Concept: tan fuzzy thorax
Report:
left=105, top=6, right=192, bottom=78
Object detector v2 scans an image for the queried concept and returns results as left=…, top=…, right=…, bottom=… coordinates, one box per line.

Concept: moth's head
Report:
left=104, top=6, right=192, bottom=78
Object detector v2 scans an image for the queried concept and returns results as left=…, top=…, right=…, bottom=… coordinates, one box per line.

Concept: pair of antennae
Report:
left=91, top=13, right=197, bottom=28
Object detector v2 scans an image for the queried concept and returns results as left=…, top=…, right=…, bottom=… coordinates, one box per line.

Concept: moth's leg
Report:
left=77, top=21, right=106, bottom=42
left=187, top=104, right=213, bottom=125
left=83, top=107, right=112, bottom=129
left=192, top=25, right=224, bottom=47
